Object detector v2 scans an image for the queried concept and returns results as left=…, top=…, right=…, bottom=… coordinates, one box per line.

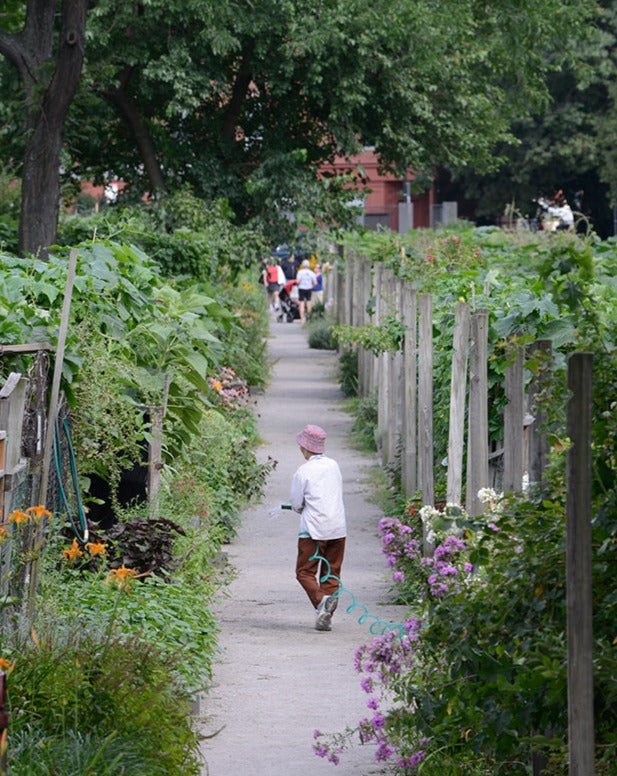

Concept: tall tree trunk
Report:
left=0, top=0, right=88, bottom=258
left=105, top=78, right=168, bottom=195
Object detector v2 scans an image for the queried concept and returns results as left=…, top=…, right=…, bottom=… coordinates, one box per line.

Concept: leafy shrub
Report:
left=307, top=319, right=336, bottom=349
left=41, top=553, right=219, bottom=694
left=6, top=631, right=203, bottom=775
left=185, top=409, right=274, bottom=541
left=338, top=349, right=359, bottom=397
left=0, top=215, right=18, bottom=254
left=57, top=190, right=268, bottom=282
left=349, top=394, right=378, bottom=451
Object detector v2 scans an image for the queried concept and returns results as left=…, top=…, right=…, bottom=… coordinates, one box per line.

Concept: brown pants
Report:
left=296, top=536, right=345, bottom=609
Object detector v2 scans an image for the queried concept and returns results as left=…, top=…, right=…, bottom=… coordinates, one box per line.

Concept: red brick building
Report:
left=321, top=148, right=436, bottom=231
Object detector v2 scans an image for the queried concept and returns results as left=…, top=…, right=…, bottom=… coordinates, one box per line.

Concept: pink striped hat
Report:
left=296, top=424, right=326, bottom=454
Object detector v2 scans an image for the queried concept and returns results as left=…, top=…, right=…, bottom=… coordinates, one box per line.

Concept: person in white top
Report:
left=290, top=424, right=346, bottom=631
left=295, top=259, right=317, bottom=323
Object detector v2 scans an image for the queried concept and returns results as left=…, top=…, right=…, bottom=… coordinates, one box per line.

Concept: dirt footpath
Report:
left=200, top=322, right=407, bottom=776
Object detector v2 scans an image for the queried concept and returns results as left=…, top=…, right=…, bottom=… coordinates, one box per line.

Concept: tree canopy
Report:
left=0, top=0, right=599, bottom=250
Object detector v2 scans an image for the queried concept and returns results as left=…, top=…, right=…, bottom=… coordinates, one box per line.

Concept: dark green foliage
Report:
left=106, top=517, right=186, bottom=574
left=350, top=394, right=378, bottom=452
left=338, top=349, right=359, bottom=397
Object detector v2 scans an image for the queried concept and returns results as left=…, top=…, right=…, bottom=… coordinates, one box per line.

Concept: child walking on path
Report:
left=290, top=424, right=346, bottom=631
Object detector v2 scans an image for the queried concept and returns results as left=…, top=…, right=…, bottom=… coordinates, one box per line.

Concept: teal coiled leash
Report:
left=283, top=504, right=406, bottom=637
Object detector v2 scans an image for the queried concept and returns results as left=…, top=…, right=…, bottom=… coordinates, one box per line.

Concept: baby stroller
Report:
left=277, top=284, right=300, bottom=323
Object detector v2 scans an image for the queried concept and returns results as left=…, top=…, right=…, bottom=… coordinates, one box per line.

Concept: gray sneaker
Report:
left=324, top=595, right=339, bottom=615
left=315, top=595, right=336, bottom=631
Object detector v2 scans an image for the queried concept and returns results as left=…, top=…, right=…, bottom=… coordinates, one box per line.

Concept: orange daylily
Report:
left=0, top=657, right=16, bottom=674
left=86, top=541, right=107, bottom=557
left=63, top=538, right=83, bottom=562
left=106, top=565, right=149, bottom=590
left=7, top=509, right=30, bottom=526
left=26, top=505, right=52, bottom=522
left=0, top=525, right=10, bottom=544
left=211, top=379, right=223, bottom=392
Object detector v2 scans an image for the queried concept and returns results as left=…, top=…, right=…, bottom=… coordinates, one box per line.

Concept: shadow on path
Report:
left=200, top=322, right=407, bottom=776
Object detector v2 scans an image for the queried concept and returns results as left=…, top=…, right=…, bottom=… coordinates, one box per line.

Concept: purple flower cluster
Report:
left=354, top=630, right=415, bottom=686
left=315, top=617, right=429, bottom=771
left=379, top=516, right=420, bottom=582
left=421, top=534, right=469, bottom=597
left=312, top=729, right=343, bottom=765
left=355, top=702, right=427, bottom=771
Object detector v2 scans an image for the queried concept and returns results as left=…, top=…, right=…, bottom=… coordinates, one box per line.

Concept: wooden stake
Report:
left=566, top=352, right=595, bottom=776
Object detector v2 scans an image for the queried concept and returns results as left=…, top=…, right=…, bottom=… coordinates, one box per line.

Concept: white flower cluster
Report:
left=418, top=505, right=440, bottom=522
left=477, top=487, right=505, bottom=514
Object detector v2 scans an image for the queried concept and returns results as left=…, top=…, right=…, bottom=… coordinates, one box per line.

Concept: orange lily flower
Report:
left=63, top=538, right=83, bottom=562
left=26, top=505, right=52, bottom=522
left=7, top=509, right=30, bottom=526
left=86, top=541, right=107, bottom=557
left=106, top=565, right=149, bottom=591
left=0, top=657, right=16, bottom=674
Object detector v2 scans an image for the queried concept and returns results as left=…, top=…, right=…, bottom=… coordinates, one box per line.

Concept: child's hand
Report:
left=268, top=503, right=292, bottom=519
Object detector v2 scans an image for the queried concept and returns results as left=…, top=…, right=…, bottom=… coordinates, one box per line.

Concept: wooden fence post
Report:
left=566, top=352, right=595, bottom=776
left=387, top=277, right=404, bottom=466
left=329, top=262, right=339, bottom=321
left=372, top=263, right=383, bottom=403
left=358, top=258, right=372, bottom=396
left=418, top=293, right=434, bottom=517
left=466, top=310, right=489, bottom=516
left=344, top=251, right=354, bottom=329
left=446, top=301, right=470, bottom=505
left=503, top=344, right=525, bottom=492
left=402, top=284, right=417, bottom=497
left=528, top=340, right=552, bottom=486
left=335, top=260, right=345, bottom=327
left=378, top=269, right=394, bottom=463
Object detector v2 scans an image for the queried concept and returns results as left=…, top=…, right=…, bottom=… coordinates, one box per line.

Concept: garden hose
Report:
left=53, top=415, right=89, bottom=543
left=309, top=543, right=406, bottom=638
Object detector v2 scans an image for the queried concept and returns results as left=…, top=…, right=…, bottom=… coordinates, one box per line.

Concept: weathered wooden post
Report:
left=401, top=284, right=417, bottom=497
left=503, top=344, right=525, bottom=492
left=391, top=277, right=405, bottom=471
left=466, top=309, right=489, bottom=516
left=378, top=269, right=393, bottom=463
left=418, top=293, right=434, bottom=515
left=566, top=352, right=595, bottom=776
left=329, top=262, right=339, bottom=321
left=356, top=258, right=370, bottom=396
left=362, top=259, right=374, bottom=396
left=335, top=260, right=345, bottom=327
left=344, top=251, right=354, bottom=329
left=372, top=263, right=384, bottom=403
left=446, top=301, right=470, bottom=505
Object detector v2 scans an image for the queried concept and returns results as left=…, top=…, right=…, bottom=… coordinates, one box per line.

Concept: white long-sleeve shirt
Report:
left=290, top=454, right=346, bottom=540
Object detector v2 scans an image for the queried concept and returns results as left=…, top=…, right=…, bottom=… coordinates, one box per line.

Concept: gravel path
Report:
left=200, top=322, right=407, bottom=776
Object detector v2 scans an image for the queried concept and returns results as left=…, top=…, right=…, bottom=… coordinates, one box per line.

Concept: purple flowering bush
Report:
left=379, top=502, right=477, bottom=605
left=314, top=486, right=617, bottom=774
